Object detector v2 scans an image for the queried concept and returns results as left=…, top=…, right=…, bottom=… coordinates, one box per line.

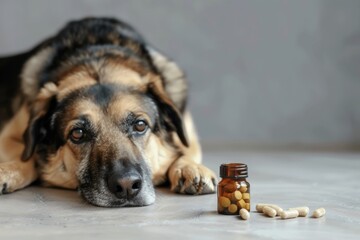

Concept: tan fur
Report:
left=40, top=145, right=79, bottom=189
left=101, top=62, right=148, bottom=87
left=145, top=133, right=180, bottom=186
left=57, top=68, right=97, bottom=101
left=108, top=94, right=150, bottom=119
left=147, top=47, right=188, bottom=109
left=57, top=60, right=151, bottom=101
left=0, top=105, right=37, bottom=192
left=30, top=82, right=58, bottom=121
left=21, top=47, right=55, bottom=101
left=176, top=111, right=202, bottom=164
left=167, top=111, right=217, bottom=194
left=40, top=100, right=101, bottom=189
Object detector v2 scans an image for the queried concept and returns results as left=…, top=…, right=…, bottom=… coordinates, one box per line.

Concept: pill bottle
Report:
left=217, top=163, right=250, bottom=215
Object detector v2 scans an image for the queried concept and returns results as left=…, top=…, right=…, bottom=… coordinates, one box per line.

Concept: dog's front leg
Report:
left=0, top=105, right=38, bottom=194
left=168, top=111, right=217, bottom=194
left=0, top=159, right=37, bottom=194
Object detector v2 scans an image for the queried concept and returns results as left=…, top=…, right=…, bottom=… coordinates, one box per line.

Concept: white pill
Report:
left=239, top=208, right=250, bottom=220
left=263, top=206, right=277, bottom=218
left=256, top=203, right=283, bottom=216
left=256, top=203, right=268, bottom=212
left=280, top=209, right=299, bottom=219
left=312, top=208, right=326, bottom=218
left=288, top=207, right=309, bottom=217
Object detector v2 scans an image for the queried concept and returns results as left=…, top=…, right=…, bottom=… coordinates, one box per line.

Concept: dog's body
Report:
left=0, top=18, right=216, bottom=207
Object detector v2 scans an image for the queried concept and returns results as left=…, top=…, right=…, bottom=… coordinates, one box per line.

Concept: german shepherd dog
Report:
left=0, top=18, right=216, bottom=207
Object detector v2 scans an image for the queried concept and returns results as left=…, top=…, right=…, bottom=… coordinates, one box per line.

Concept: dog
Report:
left=0, top=17, right=216, bottom=207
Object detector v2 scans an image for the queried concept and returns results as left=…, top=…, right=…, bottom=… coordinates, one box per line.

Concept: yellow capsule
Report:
left=237, top=199, right=246, bottom=209
left=219, top=196, right=231, bottom=208
left=231, top=190, right=242, bottom=202
left=242, top=193, right=250, bottom=200
left=239, top=186, right=247, bottom=193
left=228, top=204, right=238, bottom=214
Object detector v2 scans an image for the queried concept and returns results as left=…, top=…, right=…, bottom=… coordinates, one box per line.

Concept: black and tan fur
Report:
left=0, top=17, right=216, bottom=207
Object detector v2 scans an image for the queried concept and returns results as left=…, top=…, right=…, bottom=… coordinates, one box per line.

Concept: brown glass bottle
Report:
left=217, top=163, right=250, bottom=215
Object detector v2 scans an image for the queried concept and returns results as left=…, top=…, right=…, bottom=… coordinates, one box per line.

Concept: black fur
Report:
left=0, top=53, right=28, bottom=127
left=39, top=17, right=157, bottom=87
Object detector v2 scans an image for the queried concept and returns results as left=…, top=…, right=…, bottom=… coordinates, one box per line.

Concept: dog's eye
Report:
left=133, top=120, right=148, bottom=134
left=70, top=128, right=85, bottom=143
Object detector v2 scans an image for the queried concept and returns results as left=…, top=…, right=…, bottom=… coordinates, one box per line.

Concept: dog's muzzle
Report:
left=79, top=157, right=155, bottom=207
left=107, top=166, right=143, bottom=200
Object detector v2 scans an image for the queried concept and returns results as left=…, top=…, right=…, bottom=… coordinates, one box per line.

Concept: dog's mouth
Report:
left=77, top=162, right=156, bottom=207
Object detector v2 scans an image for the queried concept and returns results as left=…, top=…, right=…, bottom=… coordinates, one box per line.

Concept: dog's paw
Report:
left=0, top=161, right=37, bottom=195
left=0, top=163, right=20, bottom=194
left=1, top=183, right=8, bottom=194
left=0, top=166, right=10, bottom=195
left=168, top=161, right=217, bottom=195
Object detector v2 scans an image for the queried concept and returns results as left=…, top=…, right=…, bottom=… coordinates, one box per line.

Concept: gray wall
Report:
left=1, top=0, right=359, bottom=148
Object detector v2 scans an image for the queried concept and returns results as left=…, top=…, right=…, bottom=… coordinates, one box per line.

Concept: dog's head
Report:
left=20, top=51, right=188, bottom=207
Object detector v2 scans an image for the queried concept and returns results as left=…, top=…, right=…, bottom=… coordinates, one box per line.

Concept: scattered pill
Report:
left=312, top=208, right=326, bottom=218
left=269, top=205, right=283, bottom=216
left=256, top=204, right=283, bottom=216
left=239, top=208, right=250, bottom=220
left=280, top=209, right=299, bottom=219
left=288, top=207, right=309, bottom=217
left=256, top=203, right=268, bottom=212
left=263, top=206, right=277, bottom=218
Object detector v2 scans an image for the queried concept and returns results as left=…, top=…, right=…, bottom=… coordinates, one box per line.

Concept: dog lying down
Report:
left=0, top=17, right=217, bottom=207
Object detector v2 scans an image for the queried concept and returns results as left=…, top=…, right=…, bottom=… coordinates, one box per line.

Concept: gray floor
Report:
left=0, top=150, right=359, bottom=240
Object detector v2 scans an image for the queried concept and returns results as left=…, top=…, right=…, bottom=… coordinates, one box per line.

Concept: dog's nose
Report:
left=108, top=171, right=142, bottom=199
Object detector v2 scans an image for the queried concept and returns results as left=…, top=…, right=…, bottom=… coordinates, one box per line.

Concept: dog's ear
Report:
left=146, top=47, right=188, bottom=112
left=21, top=83, right=58, bottom=161
left=22, top=112, right=46, bottom=161
left=147, top=80, right=189, bottom=147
